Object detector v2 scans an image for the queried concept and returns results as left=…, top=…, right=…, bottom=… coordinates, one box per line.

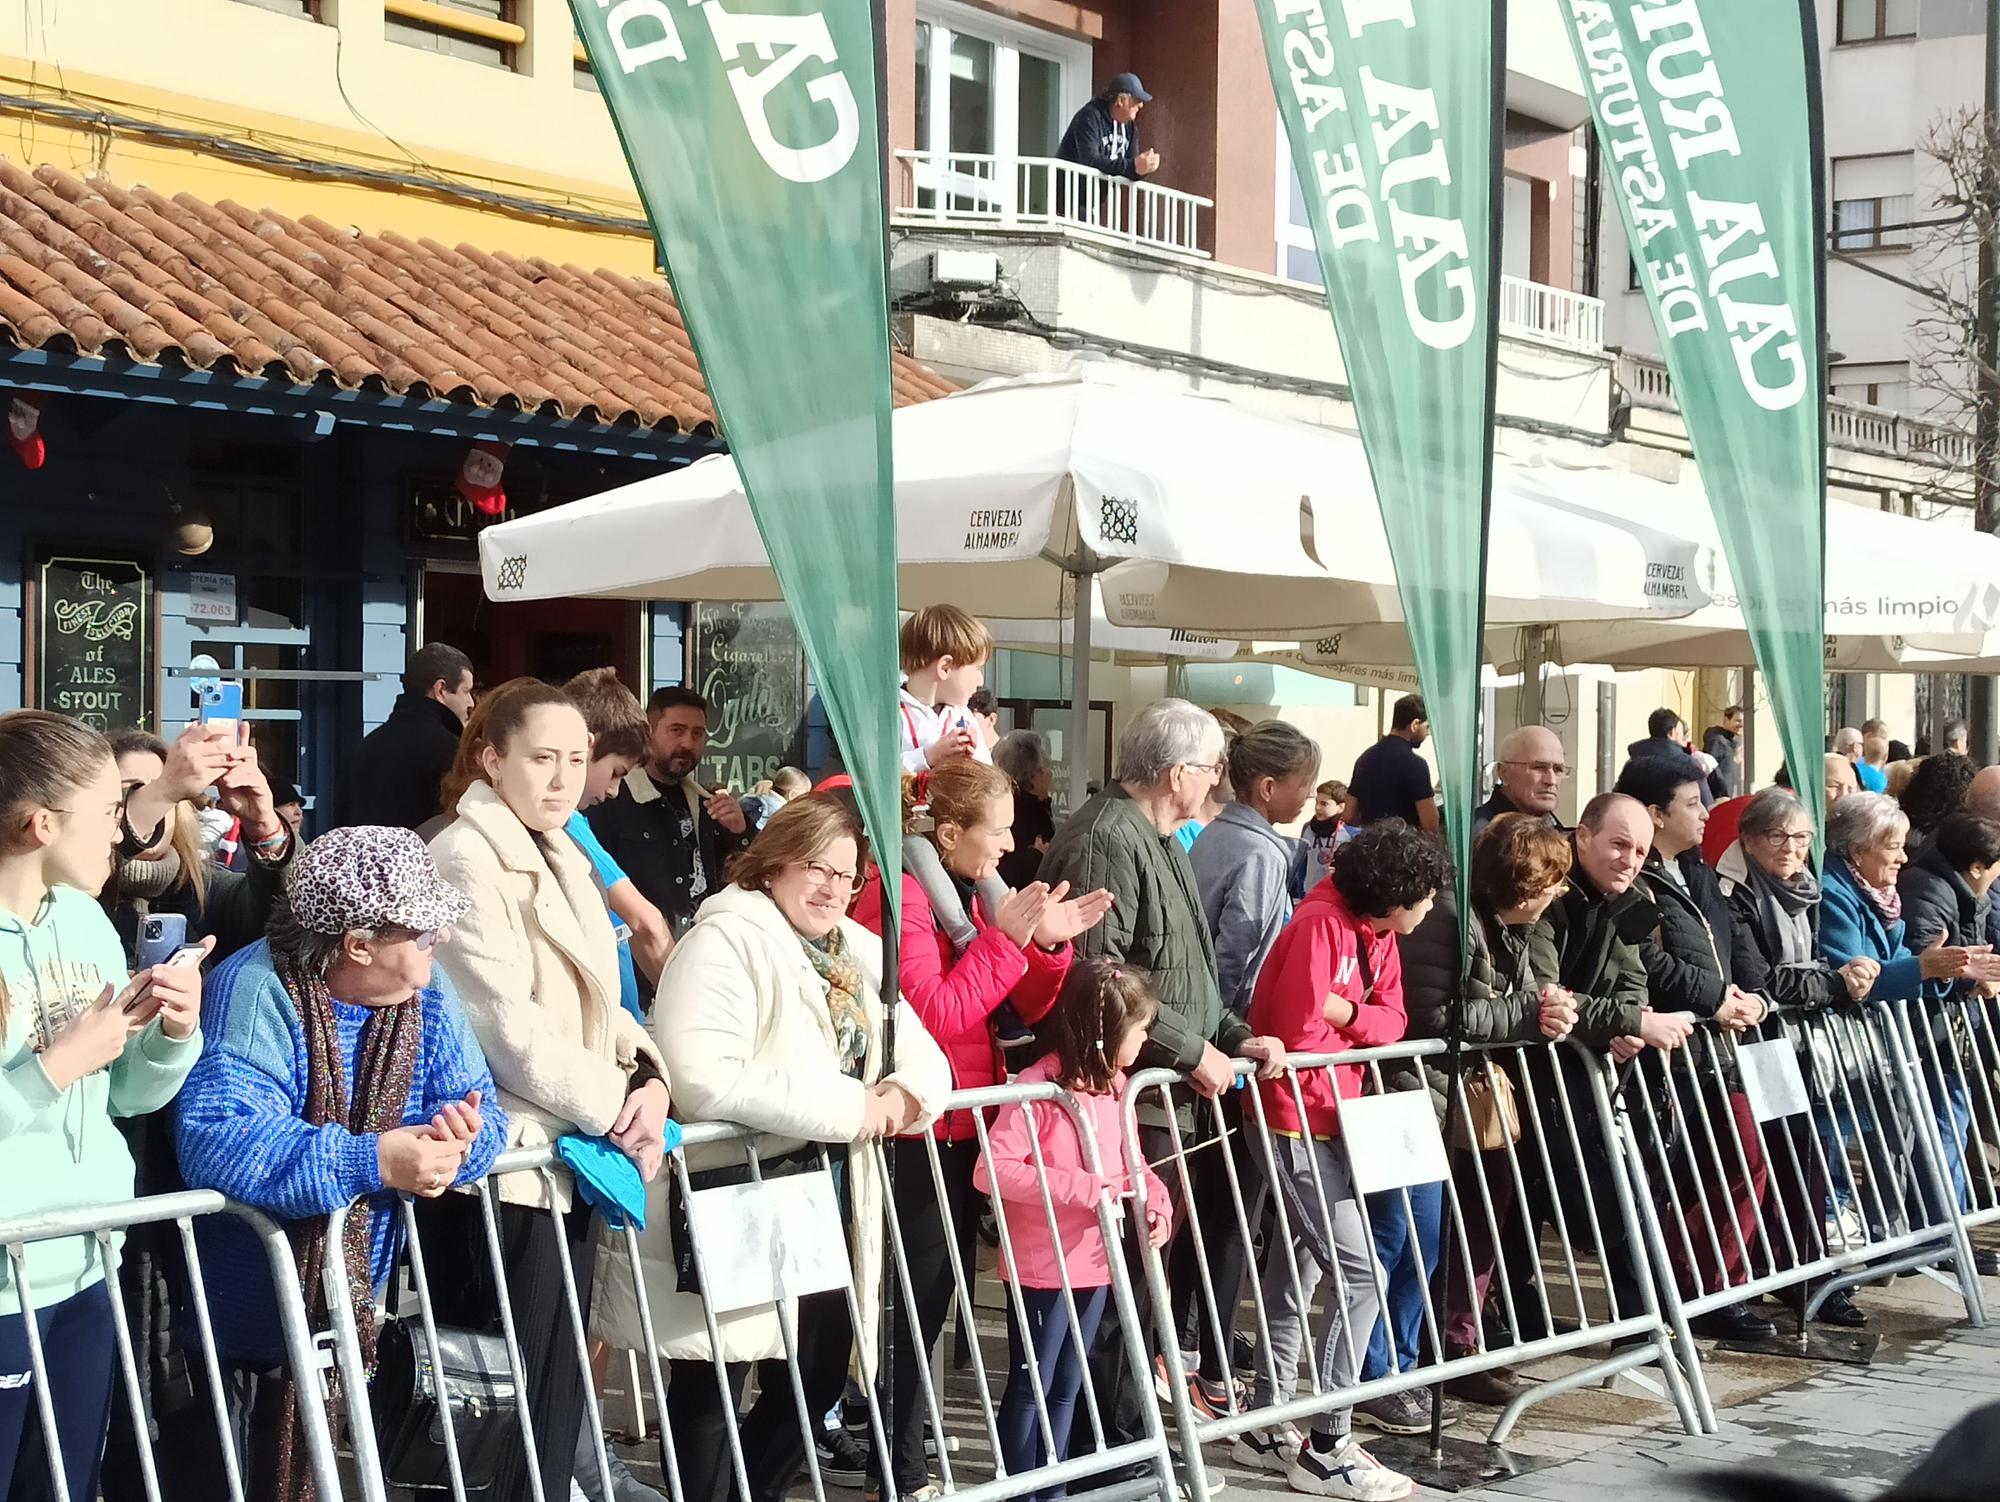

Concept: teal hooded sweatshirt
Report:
left=0, top=885, right=201, bottom=1316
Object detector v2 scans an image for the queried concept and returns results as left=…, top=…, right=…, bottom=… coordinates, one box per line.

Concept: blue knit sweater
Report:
left=175, top=940, right=506, bottom=1364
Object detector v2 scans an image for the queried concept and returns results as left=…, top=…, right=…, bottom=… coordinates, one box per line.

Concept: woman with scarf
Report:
left=175, top=826, right=504, bottom=1501
left=594, top=794, right=951, bottom=1502
left=1821, top=794, right=1995, bottom=1255
left=1717, top=788, right=1891, bottom=1328
left=426, top=682, right=669, bottom=1502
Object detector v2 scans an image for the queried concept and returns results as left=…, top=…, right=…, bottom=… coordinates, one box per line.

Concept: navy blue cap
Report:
left=1107, top=71, right=1152, bottom=103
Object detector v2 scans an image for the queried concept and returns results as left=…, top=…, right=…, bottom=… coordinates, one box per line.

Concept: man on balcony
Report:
left=1056, top=72, right=1160, bottom=181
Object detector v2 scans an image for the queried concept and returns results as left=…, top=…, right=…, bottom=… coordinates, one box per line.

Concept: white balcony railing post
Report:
left=891, top=150, right=1213, bottom=259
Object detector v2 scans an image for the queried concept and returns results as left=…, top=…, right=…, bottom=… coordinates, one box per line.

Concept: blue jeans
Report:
left=998, top=1285, right=1109, bottom=1501
left=1924, top=1071, right=1974, bottom=1219
left=1360, top=1182, right=1444, bottom=1380
left=0, top=1282, right=117, bottom=1502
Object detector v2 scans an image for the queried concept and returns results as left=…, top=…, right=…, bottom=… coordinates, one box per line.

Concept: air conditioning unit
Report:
left=929, top=250, right=1000, bottom=291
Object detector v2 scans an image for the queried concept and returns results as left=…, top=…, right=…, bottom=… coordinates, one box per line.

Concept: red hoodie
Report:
left=1247, top=880, right=1408, bottom=1139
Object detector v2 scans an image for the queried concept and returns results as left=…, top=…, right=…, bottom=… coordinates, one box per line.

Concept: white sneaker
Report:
left=1229, top=1422, right=1303, bottom=1474
left=1285, top=1435, right=1414, bottom=1500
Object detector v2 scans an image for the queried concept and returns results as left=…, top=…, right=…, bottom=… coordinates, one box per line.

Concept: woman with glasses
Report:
left=1717, top=789, right=1886, bottom=1327
left=426, top=681, right=669, bottom=1502
left=597, top=794, right=950, bottom=1502
left=849, top=760, right=1105, bottom=1502
left=175, top=826, right=503, bottom=1499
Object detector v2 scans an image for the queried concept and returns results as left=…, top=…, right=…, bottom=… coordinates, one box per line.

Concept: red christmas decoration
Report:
left=7, top=395, right=45, bottom=470
left=455, top=440, right=510, bottom=517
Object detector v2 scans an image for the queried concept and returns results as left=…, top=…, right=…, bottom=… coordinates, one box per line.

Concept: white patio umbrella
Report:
left=1289, top=480, right=2000, bottom=676
left=478, top=367, right=1706, bottom=799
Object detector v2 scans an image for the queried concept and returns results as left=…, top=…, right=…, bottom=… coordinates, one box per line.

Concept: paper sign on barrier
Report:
left=1338, top=1091, right=1450, bottom=1195
left=685, top=1172, right=851, bottom=1314
left=1736, top=1038, right=1811, bottom=1124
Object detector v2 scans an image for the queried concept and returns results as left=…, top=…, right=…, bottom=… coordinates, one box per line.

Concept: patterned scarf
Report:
left=272, top=953, right=424, bottom=1502
left=1856, top=867, right=1904, bottom=926
left=802, top=926, right=869, bottom=1079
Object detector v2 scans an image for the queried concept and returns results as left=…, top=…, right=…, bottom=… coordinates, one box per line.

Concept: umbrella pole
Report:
left=1067, top=570, right=1093, bottom=816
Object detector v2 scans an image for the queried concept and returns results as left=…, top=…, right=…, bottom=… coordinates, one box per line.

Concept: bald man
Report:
left=1824, top=752, right=1859, bottom=806
left=1473, top=724, right=1568, bottom=840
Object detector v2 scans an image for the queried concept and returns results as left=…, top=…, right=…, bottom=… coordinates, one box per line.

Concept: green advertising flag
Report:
left=570, top=1, right=902, bottom=907
left=1561, top=1, right=1826, bottom=831
left=1252, top=1, right=1502, bottom=927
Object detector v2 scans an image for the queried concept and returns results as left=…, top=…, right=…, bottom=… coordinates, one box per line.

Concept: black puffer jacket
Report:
left=1534, top=856, right=1650, bottom=1042
left=1637, top=849, right=1733, bottom=1018
left=1395, top=888, right=1550, bottom=1115
left=1897, top=841, right=1989, bottom=1003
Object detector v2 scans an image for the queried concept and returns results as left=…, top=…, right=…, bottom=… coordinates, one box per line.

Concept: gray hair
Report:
left=1826, top=790, right=1909, bottom=858
left=266, top=891, right=361, bottom=981
left=1738, top=787, right=1810, bottom=845
left=1115, top=698, right=1222, bottom=786
left=993, top=729, right=1051, bottom=788
left=1227, top=718, right=1320, bottom=799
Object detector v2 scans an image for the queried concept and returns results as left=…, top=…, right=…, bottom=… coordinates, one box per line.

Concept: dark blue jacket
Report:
left=1819, top=854, right=1923, bottom=1002
left=1056, top=98, right=1140, bottom=179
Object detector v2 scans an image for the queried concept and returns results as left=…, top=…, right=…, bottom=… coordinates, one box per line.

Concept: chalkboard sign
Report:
left=691, top=601, right=805, bottom=792
left=36, top=553, right=152, bottom=730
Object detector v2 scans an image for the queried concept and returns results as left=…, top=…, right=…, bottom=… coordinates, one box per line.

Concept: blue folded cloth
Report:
left=556, top=1122, right=683, bottom=1230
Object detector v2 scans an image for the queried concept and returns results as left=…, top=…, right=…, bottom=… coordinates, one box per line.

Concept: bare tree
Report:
left=1907, top=107, right=1997, bottom=502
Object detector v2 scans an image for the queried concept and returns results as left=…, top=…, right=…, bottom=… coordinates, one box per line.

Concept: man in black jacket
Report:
left=1701, top=705, right=1744, bottom=800
left=1472, top=723, right=1569, bottom=839
left=1616, top=756, right=1776, bottom=1339
left=1056, top=72, right=1160, bottom=181
left=587, top=685, right=750, bottom=940
left=334, top=642, right=475, bottom=830
left=1626, top=707, right=1714, bottom=807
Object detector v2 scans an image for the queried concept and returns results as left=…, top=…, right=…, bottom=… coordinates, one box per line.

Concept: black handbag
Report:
left=371, top=1315, right=519, bottom=1491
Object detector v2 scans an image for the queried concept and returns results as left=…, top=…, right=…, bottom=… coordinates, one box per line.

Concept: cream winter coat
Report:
left=593, top=883, right=950, bottom=1370
left=429, top=780, right=662, bottom=1210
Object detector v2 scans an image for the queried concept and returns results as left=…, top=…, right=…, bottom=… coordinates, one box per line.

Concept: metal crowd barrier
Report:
left=312, top=1080, right=1177, bottom=1502
left=0, top=1188, right=344, bottom=1502
left=1622, top=999, right=1985, bottom=1353
left=1122, top=1037, right=1703, bottom=1498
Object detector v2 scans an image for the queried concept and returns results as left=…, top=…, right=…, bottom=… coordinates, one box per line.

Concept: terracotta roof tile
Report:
left=0, top=162, right=957, bottom=435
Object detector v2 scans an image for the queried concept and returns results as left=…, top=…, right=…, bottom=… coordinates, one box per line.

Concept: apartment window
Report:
left=574, top=36, right=600, bottom=92
left=1275, top=132, right=1322, bottom=287
left=1831, top=153, right=1915, bottom=251
left=386, top=0, right=519, bottom=70
left=1838, top=0, right=1917, bottom=43
left=1626, top=255, right=1642, bottom=292
left=911, top=2, right=1091, bottom=213
left=1830, top=360, right=1912, bottom=410
left=1502, top=175, right=1535, bottom=281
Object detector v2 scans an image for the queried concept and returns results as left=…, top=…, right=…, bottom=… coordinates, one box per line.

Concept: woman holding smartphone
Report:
left=0, top=710, right=209, bottom=1500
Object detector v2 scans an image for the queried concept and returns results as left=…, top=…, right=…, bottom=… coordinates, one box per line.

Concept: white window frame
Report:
left=1274, top=119, right=1319, bottom=284
left=915, top=0, right=1092, bottom=214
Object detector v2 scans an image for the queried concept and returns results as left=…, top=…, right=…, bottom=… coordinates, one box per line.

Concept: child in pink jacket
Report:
left=974, top=960, right=1170, bottom=1500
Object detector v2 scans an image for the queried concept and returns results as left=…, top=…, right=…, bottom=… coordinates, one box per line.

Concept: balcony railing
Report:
left=1499, top=274, right=1605, bottom=351
left=893, top=151, right=1212, bottom=260
left=1615, top=352, right=1976, bottom=469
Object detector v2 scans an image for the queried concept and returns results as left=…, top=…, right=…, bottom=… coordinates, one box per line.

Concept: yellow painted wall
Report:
left=0, top=0, right=657, bottom=269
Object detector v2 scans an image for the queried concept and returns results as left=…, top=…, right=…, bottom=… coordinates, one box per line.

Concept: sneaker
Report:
left=1175, top=1468, right=1227, bottom=1500
left=1285, top=1435, right=1414, bottom=1500
left=815, top=1429, right=870, bottom=1488
left=1189, top=1371, right=1249, bottom=1419
left=1230, top=1423, right=1303, bottom=1474
left=1352, top=1389, right=1431, bottom=1436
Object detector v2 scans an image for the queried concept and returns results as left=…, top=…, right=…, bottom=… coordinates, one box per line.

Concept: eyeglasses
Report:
left=1760, top=830, right=1815, bottom=850
left=801, top=860, right=860, bottom=892
left=413, top=926, right=453, bottom=952
left=1181, top=760, right=1226, bottom=777
left=1499, top=760, right=1570, bottom=778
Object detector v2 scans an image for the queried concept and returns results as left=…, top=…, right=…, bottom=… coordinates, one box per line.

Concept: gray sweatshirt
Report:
left=1189, top=802, right=1299, bottom=1012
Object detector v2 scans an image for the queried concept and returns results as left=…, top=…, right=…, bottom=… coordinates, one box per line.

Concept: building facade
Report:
left=0, top=0, right=1979, bottom=826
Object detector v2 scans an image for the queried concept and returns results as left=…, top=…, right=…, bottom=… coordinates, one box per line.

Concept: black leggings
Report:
left=663, top=1289, right=853, bottom=1502
left=881, top=1139, right=982, bottom=1493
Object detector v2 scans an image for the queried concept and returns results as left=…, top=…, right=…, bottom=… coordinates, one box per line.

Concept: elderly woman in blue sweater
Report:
left=176, top=827, right=505, bottom=1501
left=1820, top=793, right=1997, bottom=1238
